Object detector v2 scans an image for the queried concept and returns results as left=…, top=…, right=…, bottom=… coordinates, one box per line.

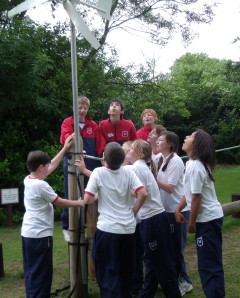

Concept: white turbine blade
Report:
left=96, top=0, right=112, bottom=21
left=63, top=0, right=101, bottom=50
left=7, top=0, right=48, bottom=18
left=71, top=0, right=112, bottom=21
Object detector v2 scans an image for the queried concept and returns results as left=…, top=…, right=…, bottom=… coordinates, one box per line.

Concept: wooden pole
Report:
left=86, top=202, right=98, bottom=278
left=68, top=151, right=82, bottom=297
left=0, top=243, right=4, bottom=277
left=68, top=139, right=88, bottom=297
left=6, top=205, right=13, bottom=228
left=222, top=199, right=240, bottom=217
left=231, top=193, right=240, bottom=218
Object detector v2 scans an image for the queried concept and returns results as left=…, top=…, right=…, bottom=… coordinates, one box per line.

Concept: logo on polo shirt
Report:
left=87, top=127, right=92, bottom=134
left=122, top=131, right=128, bottom=138
left=108, top=133, right=114, bottom=138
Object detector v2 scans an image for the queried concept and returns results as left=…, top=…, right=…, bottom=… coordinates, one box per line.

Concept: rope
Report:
left=50, top=285, right=70, bottom=297
left=181, top=145, right=240, bottom=159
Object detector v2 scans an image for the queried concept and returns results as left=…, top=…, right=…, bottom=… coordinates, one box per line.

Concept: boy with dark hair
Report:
left=22, top=135, right=83, bottom=298
left=103, top=141, right=125, bottom=170
left=99, top=98, right=137, bottom=145
left=76, top=142, right=147, bottom=297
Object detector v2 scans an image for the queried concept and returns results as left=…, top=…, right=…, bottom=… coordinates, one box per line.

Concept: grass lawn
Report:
left=1, top=165, right=240, bottom=297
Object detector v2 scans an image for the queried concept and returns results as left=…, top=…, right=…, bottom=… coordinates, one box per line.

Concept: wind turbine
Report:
left=7, top=0, right=112, bottom=297
left=7, top=0, right=112, bottom=49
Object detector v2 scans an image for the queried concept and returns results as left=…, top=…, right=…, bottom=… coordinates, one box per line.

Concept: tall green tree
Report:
left=1, top=0, right=217, bottom=67
left=167, top=53, right=240, bottom=162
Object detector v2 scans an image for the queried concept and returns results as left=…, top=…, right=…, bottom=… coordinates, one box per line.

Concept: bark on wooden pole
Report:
left=231, top=193, right=240, bottom=218
left=68, top=139, right=88, bottom=297
left=68, top=157, right=82, bottom=296
left=68, top=18, right=88, bottom=297
left=0, top=243, right=4, bottom=277
left=86, top=202, right=98, bottom=278
left=222, top=199, right=240, bottom=217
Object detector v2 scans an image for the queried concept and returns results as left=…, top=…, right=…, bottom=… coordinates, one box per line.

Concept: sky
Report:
left=26, top=0, right=240, bottom=73
left=106, top=0, right=240, bottom=73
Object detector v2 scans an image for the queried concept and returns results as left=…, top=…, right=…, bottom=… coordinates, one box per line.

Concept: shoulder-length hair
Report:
left=191, top=129, right=216, bottom=170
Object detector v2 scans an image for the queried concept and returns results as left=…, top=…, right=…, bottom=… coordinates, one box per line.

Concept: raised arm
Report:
left=48, top=133, right=74, bottom=175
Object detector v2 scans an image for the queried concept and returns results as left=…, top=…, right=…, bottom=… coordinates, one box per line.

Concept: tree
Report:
left=1, top=1, right=217, bottom=68
left=166, top=53, right=240, bottom=162
left=81, top=0, right=217, bottom=67
left=0, top=18, right=142, bottom=202
left=0, top=20, right=73, bottom=201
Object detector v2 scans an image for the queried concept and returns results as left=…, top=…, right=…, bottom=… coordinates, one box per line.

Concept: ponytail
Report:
left=203, top=162, right=215, bottom=182
left=150, top=160, right=157, bottom=180
left=157, top=152, right=174, bottom=172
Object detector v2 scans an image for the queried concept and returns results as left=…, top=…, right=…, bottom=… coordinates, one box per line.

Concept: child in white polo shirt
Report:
left=77, top=142, right=147, bottom=298
left=175, top=129, right=225, bottom=298
left=126, top=139, right=181, bottom=298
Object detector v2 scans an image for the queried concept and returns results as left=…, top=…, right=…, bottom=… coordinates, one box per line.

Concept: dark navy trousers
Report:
left=22, top=236, right=53, bottom=298
left=196, top=217, right=225, bottom=298
left=167, top=211, right=192, bottom=284
left=92, top=228, right=135, bottom=298
left=131, top=222, right=144, bottom=292
left=138, top=212, right=181, bottom=298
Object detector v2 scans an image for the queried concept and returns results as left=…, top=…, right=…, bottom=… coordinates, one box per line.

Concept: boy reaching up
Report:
left=76, top=142, right=147, bottom=297
left=22, top=135, right=83, bottom=298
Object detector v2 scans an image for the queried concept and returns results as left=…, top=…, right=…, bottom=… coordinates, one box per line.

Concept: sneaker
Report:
left=179, top=281, right=193, bottom=296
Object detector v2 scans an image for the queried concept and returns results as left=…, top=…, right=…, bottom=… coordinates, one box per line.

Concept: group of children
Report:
left=21, top=97, right=225, bottom=298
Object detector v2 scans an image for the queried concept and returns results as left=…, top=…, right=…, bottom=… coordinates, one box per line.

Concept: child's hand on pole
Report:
left=75, top=157, right=86, bottom=173
left=64, top=133, right=75, bottom=150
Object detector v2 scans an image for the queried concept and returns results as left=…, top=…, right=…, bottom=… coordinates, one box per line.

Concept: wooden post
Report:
left=68, top=159, right=82, bottom=297
left=222, top=200, right=240, bottom=217
left=0, top=243, right=4, bottom=277
left=86, top=202, right=98, bottom=278
left=231, top=193, right=240, bottom=218
left=6, top=205, right=13, bottom=228
left=68, top=139, right=88, bottom=297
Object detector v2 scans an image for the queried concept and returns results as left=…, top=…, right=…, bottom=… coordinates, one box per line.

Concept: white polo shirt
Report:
left=157, top=153, right=188, bottom=212
left=131, top=160, right=165, bottom=220
left=85, top=166, right=144, bottom=234
left=21, top=176, right=58, bottom=238
left=184, top=159, right=223, bottom=222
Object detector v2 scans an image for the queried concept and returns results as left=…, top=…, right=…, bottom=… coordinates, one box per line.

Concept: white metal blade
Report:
left=96, top=0, right=112, bottom=21
left=63, top=0, right=101, bottom=49
left=71, top=0, right=112, bottom=21
left=7, top=0, right=48, bottom=18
